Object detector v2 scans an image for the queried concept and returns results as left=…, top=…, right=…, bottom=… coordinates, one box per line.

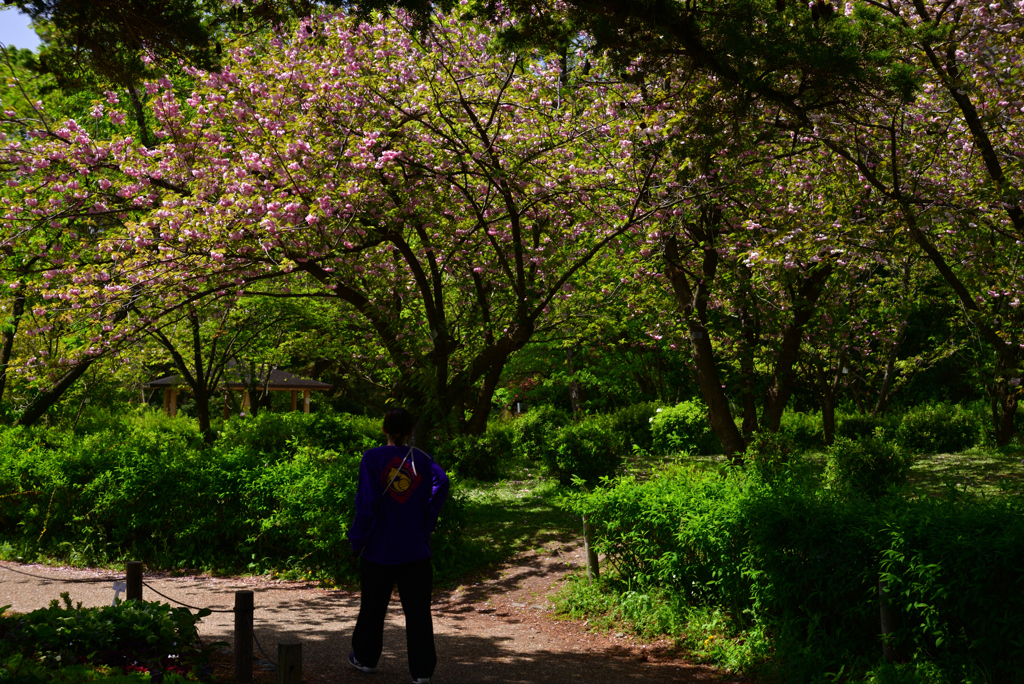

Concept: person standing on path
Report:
left=348, top=408, right=450, bottom=684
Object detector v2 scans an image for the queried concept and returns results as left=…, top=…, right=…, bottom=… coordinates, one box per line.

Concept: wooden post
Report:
left=879, top=577, right=901, bottom=663
left=582, top=515, right=599, bottom=583
left=277, top=642, right=301, bottom=684
left=163, top=388, right=171, bottom=415
left=169, top=388, right=178, bottom=418
left=303, top=389, right=310, bottom=413
left=126, top=561, right=143, bottom=601
left=290, top=391, right=297, bottom=412
left=234, top=590, right=254, bottom=683
left=223, top=392, right=230, bottom=419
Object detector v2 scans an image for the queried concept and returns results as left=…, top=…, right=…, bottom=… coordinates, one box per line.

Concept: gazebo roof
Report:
left=144, top=366, right=331, bottom=391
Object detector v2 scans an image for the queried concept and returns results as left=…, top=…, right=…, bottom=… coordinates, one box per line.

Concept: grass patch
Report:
left=456, top=471, right=576, bottom=574
left=553, top=574, right=765, bottom=674
left=905, top=446, right=1024, bottom=497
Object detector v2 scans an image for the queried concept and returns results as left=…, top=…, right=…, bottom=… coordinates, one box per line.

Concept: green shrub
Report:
left=510, top=405, right=570, bottom=463
left=547, top=414, right=620, bottom=485
left=217, top=411, right=381, bottom=456
left=894, top=402, right=981, bottom=454
left=878, top=496, right=1024, bottom=682
left=825, top=437, right=913, bottom=498
left=432, top=425, right=513, bottom=481
left=746, top=430, right=799, bottom=484
left=779, top=411, right=824, bottom=450
left=650, top=400, right=718, bottom=455
left=0, top=594, right=209, bottom=681
left=0, top=412, right=465, bottom=582
left=607, top=401, right=663, bottom=453
left=563, top=467, right=752, bottom=609
left=837, top=412, right=888, bottom=440
left=562, top=469, right=1024, bottom=682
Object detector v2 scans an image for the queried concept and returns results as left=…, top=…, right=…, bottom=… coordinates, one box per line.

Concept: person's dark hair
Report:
left=383, top=408, right=414, bottom=438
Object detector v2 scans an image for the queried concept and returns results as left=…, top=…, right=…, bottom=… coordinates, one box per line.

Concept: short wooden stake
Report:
left=234, top=590, right=254, bottom=683
left=879, top=577, right=900, bottom=663
left=582, top=515, right=599, bottom=583
left=126, top=561, right=143, bottom=601
left=277, top=642, right=301, bottom=684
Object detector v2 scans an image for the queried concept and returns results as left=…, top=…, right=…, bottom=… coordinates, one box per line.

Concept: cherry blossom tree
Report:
left=3, top=10, right=672, bottom=435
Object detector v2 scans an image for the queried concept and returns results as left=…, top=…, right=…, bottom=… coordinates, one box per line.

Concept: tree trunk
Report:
left=872, top=319, right=908, bottom=418
left=16, top=356, right=97, bottom=427
left=761, top=265, right=833, bottom=432
left=187, top=311, right=216, bottom=443
left=15, top=292, right=135, bottom=427
left=991, top=355, right=1020, bottom=447
left=567, top=348, right=582, bottom=418
left=126, top=82, right=154, bottom=148
left=814, top=362, right=838, bottom=446
left=996, top=393, right=1017, bottom=447
left=664, top=235, right=745, bottom=462
left=738, top=266, right=758, bottom=437
left=0, top=291, right=26, bottom=406
left=465, top=359, right=506, bottom=436
left=689, top=325, right=746, bottom=460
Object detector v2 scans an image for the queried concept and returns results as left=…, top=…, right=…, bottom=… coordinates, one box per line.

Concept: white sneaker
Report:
left=348, top=652, right=376, bottom=674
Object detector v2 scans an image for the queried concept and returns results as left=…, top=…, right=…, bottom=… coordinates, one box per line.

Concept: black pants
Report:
left=351, top=556, right=436, bottom=680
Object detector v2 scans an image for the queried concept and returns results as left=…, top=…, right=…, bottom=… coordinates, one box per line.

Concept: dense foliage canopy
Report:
left=0, top=0, right=1021, bottom=451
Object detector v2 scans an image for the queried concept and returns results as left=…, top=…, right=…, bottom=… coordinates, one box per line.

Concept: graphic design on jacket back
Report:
left=381, top=455, right=422, bottom=503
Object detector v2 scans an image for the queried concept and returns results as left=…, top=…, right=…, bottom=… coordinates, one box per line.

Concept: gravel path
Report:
left=1, top=547, right=747, bottom=684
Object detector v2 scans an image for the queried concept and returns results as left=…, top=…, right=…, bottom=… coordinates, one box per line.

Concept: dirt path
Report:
left=1, top=546, right=745, bottom=684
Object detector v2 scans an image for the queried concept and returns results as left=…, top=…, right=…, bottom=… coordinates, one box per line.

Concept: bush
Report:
left=607, top=401, right=663, bottom=453
left=837, top=412, right=887, bottom=440
left=650, top=400, right=718, bottom=455
left=894, top=402, right=981, bottom=454
left=562, top=470, right=1024, bottom=682
left=217, top=410, right=381, bottom=456
left=746, top=431, right=799, bottom=484
left=547, top=414, right=620, bottom=485
left=0, top=411, right=465, bottom=582
left=432, top=425, right=513, bottom=481
left=779, top=411, right=824, bottom=450
left=0, top=594, right=209, bottom=682
left=826, top=437, right=913, bottom=499
left=878, top=496, right=1024, bottom=681
left=510, top=405, right=570, bottom=463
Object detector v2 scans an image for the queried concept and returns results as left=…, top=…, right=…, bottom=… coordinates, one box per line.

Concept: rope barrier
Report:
left=4, top=561, right=285, bottom=672
left=253, top=629, right=279, bottom=669
left=0, top=563, right=118, bottom=583
left=0, top=564, right=233, bottom=614
left=140, top=581, right=235, bottom=613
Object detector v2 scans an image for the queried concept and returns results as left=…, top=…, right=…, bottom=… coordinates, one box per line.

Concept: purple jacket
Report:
left=348, top=445, right=450, bottom=565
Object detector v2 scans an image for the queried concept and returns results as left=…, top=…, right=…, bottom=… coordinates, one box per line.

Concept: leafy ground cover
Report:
left=0, top=594, right=215, bottom=683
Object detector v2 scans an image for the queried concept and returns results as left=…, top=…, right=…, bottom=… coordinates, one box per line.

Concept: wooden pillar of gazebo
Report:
left=304, top=389, right=310, bottom=413
left=163, top=387, right=178, bottom=418
left=223, top=391, right=230, bottom=419
left=290, top=390, right=297, bottom=412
